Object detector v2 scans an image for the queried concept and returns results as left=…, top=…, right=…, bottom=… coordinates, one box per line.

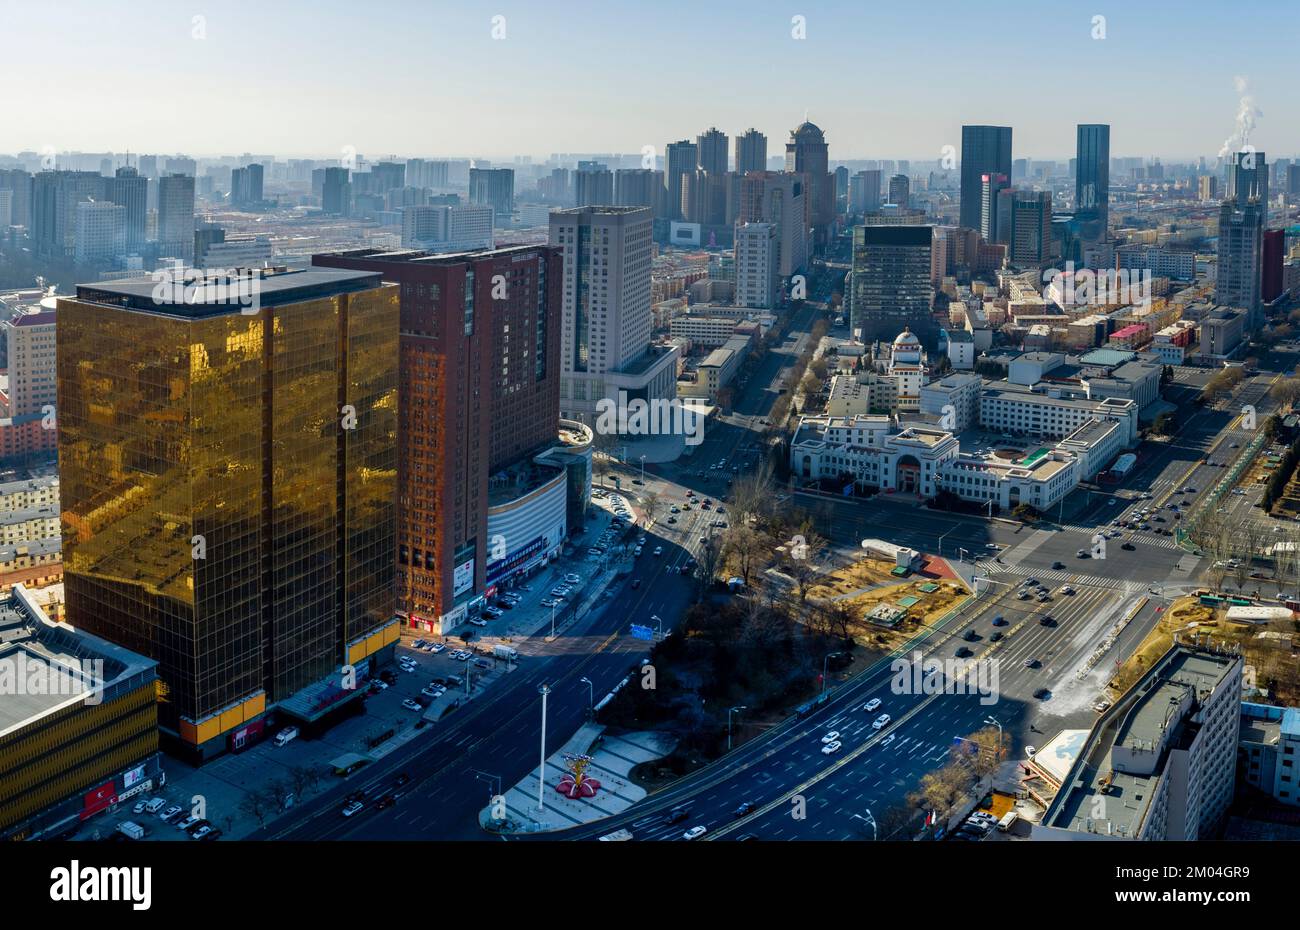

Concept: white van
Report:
left=274, top=726, right=299, bottom=747
left=997, top=810, right=1019, bottom=832
left=143, top=797, right=166, bottom=814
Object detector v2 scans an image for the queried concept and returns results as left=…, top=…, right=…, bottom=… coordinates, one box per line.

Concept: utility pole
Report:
left=537, top=684, right=550, bottom=813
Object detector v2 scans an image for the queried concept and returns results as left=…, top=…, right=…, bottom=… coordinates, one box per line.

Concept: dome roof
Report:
left=893, top=327, right=920, bottom=347
left=791, top=121, right=825, bottom=141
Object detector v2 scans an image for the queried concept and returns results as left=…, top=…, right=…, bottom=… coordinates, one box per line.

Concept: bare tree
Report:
left=640, top=491, right=660, bottom=527
left=723, top=523, right=770, bottom=587
left=238, top=791, right=270, bottom=828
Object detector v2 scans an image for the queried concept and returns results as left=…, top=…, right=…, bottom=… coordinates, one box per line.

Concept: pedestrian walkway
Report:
left=1054, top=522, right=1183, bottom=551
left=989, top=564, right=1148, bottom=594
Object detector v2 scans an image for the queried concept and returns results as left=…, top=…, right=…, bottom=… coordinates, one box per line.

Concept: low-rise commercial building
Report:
left=1239, top=702, right=1300, bottom=807
left=980, top=383, right=1139, bottom=446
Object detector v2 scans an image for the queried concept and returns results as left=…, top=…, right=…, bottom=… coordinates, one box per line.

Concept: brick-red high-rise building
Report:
left=314, top=245, right=562, bottom=629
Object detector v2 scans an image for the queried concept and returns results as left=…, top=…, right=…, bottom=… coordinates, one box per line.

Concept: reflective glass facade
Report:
left=57, top=273, right=398, bottom=750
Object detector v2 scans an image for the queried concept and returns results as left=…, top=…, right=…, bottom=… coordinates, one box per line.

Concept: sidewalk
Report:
left=479, top=723, right=676, bottom=834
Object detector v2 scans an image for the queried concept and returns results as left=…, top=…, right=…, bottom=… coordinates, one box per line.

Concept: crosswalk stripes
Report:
left=987, top=563, right=1148, bottom=594
left=1056, top=523, right=1184, bottom=551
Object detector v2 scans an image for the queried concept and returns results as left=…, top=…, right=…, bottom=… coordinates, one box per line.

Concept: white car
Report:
left=341, top=801, right=364, bottom=818
left=1025, top=745, right=1037, bottom=758
left=469, top=617, right=488, bottom=627
left=402, top=699, right=422, bottom=712
left=421, top=685, right=440, bottom=697
left=863, top=698, right=882, bottom=713
left=872, top=713, right=891, bottom=730
left=821, top=740, right=843, bottom=755
left=682, top=825, right=707, bottom=841
left=429, top=643, right=446, bottom=654
left=564, top=574, right=582, bottom=584
left=821, top=730, right=840, bottom=744
left=653, top=547, right=663, bottom=556
left=880, top=734, right=896, bottom=748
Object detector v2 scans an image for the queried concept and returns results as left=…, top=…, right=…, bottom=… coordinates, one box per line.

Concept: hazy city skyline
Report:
left=6, top=0, right=1297, bottom=161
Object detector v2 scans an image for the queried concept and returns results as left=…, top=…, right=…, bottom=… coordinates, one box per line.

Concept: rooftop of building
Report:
left=949, top=446, right=1074, bottom=482
left=73, top=267, right=385, bottom=317
left=0, top=584, right=157, bottom=739
left=0, top=474, right=58, bottom=496
left=1041, top=644, right=1239, bottom=838
left=1078, top=348, right=1137, bottom=367
left=487, top=455, right=565, bottom=508
left=1240, top=702, right=1300, bottom=745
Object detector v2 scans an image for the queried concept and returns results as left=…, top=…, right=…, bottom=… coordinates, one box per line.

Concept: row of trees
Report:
left=1261, top=432, right=1300, bottom=514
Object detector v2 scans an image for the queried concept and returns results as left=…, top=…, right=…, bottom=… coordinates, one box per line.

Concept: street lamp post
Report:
left=727, top=705, right=747, bottom=751
left=639, top=455, right=646, bottom=485
left=580, top=676, right=593, bottom=715
left=537, top=684, right=551, bottom=812
left=984, top=715, right=1003, bottom=760
left=550, top=602, right=556, bottom=639
left=938, top=527, right=954, bottom=556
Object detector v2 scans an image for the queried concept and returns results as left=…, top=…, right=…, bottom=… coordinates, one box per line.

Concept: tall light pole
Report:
left=984, top=715, right=1003, bottom=760
left=863, top=808, right=878, bottom=841
left=727, top=705, right=747, bottom=751
left=639, top=454, right=646, bottom=485
left=537, top=684, right=551, bottom=812
left=580, top=676, right=593, bottom=715
left=938, top=527, right=954, bottom=556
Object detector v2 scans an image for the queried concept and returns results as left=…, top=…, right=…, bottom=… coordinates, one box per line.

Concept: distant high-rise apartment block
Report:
left=574, top=167, right=614, bottom=207
left=999, top=189, right=1053, bottom=266
left=1075, top=123, right=1110, bottom=242
left=850, top=169, right=882, bottom=214
left=105, top=166, right=146, bottom=253
left=469, top=167, right=515, bottom=217
left=734, top=221, right=779, bottom=310
left=615, top=168, right=662, bottom=215
left=850, top=224, right=934, bottom=343
left=697, top=128, right=729, bottom=176
left=888, top=174, right=910, bottom=209
left=665, top=140, right=698, bottom=222
left=735, top=129, right=768, bottom=174
left=736, top=171, right=808, bottom=278
left=230, top=162, right=264, bottom=208
left=406, top=158, right=450, bottom=189
left=960, top=125, right=1013, bottom=230
left=1198, top=175, right=1218, bottom=202
left=32, top=170, right=104, bottom=257
left=1216, top=198, right=1264, bottom=329
left=73, top=200, right=125, bottom=264
left=979, top=172, right=1009, bottom=242
left=156, top=173, right=195, bottom=260
left=0, top=167, right=34, bottom=229
left=322, top=166, right=351, bottom=215
left=1262, top=229, right=1284, bottom=304
left=549, top=206, right=677, bottom=424
left=58, top=268, right=399, bottom=762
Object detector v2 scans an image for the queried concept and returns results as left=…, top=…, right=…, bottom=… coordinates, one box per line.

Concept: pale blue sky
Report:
left=7, top=0, right=1298, bottom=161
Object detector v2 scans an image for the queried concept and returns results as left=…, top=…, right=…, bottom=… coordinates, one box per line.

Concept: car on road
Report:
left=880, top=734, right=896, bottom=748
left=541, top=598, right=558, bottom=608
left=1038, top=616, right=1056, bottom=627
left=176, top=815, right=202, bottom=832
left=190, top=825, right=214, bottom=840
left=401, top=699, right=422, bottom=712
left=733, top=801, right=756, bottom=818
left=821, top=730, right=840, bottom=744
left=428, top=643, right=446, bottom=653
left=989, top=631, right=1003, bottom=642
left=1094, top=700, right=1113, bottom=713
left=1033, top=688, right=1051, bottom=700
left=1059, top=585, right=1075, bottom=595
left=984, top=543, right=1000, bottom=550
left=962, top=629, right=979, bottom=642
left=683, top=825, right=708, bottom=841
left=1017, top=590, right=1031, bottom=600
left=991, top=615, right=1007, bottom=626
left=341, top=801, right=364, bottom=817
left=1025, top=746, right=1037, bottom=758
left=821, top=740, right=842, bottom=755
left=1076, top=549, right=1090, bottom=558
left=1052, top=560, right=1065, bottom=569
left=1121, top=542, right=1135, bottom=551
left=864, top=698, right=882, bottom=712
left=872, top=713, right=891, bottom=730
left=955, top=645, right=973, bottom=658
left=468, top=617, right=488, bottom=627
left=565, top=573, right=582, bottom=584
left=421, top=685, right=441, bottom=698
left=158, top=806, right=183, bottom=823
left=653, top=546, right=663, bottom=556
left=1023, top=657, right=1040, bottom=668
left=665, top=806, right=691, bottom=825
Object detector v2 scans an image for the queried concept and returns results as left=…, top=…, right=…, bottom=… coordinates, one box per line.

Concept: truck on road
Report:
left=492, top=645, right=518, bottom=661
left=117, top=821, right=145, bottom=840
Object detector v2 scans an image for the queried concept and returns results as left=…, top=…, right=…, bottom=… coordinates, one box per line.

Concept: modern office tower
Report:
left=230, top=162, right=264, bottom=207
left=734, top=221, right=779, bottom=309
left=785, top=121, right=833, bottom=247
left=0, top=167, right=33, bottom=228
left=615, top=168, right=661, bottom=214
left=683, top=169, right=728, bottom=226
left=314, top=245, right=563, bottom=630
left=1037, top=644, right=1241, bottom=841
left=697, top=127, right=729, bottom=176
left=1075, top=124, right=1110, bottom=242
left=736, top=171, right=809, bottom=278
left=997, top=189, right=1053, bottom=265
left=399, top=203, right=494, bottom=250
left=736, top=128, right=768, bottom=174
left=322, top=166, right=352, bottom=215
left=164, top=156, right=197, bottom=177
left=549, top=206, right=677, bottom=424
left=850, top=169, right=882, bottom=213
left=469, top=167, right=515, bottom=218
left=979, top=172, right=1009, bottom=242
left=31, top=170, right=105, bottom=257
left=1229, top=150, right=1268, bottom=221
left=888, top=174, right=910, bottom=209
left=960, top=125, right=1013, bottom=230
left=104, top=166, right=146, bottom=252
left=73, top=200, right=125, bottom=263
left=57, top=268, right=399, bottom=762
left=850, top=224, right=933, bottom=344
left=834, top=166, right=849, bottom=204
left=156, top=173, right=195, bottom=260
left=574, top=167, right=615, bottom=207
left=1199, top=175, right=1218, bottom=202
left=1012, top=158, right=1029, bottom=181
left=1217, top=199, right=1265, bottom=328
left=1262, top=229, right=1285, bottom=304
left=665, top=140, right=698, bottom=221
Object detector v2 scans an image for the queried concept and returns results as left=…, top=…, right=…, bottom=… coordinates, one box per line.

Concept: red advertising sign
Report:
left=81, top=781, right=116, bottom=819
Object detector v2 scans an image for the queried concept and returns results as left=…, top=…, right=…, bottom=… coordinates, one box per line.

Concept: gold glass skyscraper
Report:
left=57, top=269, right=399, bottom=762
